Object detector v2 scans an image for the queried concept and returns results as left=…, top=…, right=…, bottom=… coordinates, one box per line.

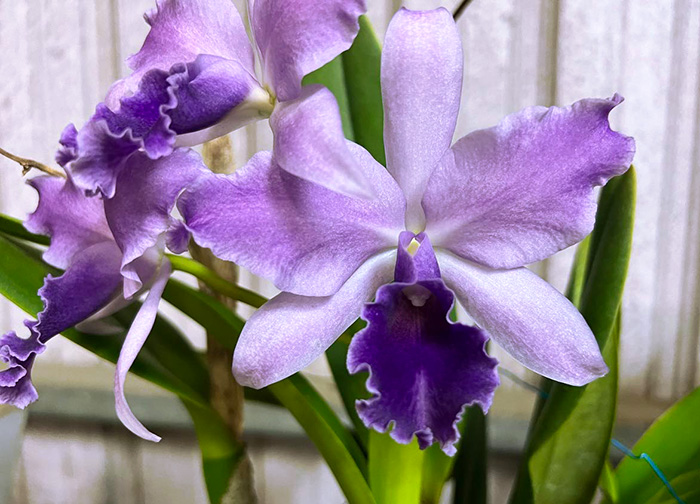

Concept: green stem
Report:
left=167, top=254, right=267, bottom=309
left=269, top=375, right=375, bottom=504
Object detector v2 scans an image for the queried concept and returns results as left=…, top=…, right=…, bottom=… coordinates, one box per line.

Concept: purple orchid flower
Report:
left=0, top=148, right=207, bottom=442
left=56, top=0, right=370, bottom=200
left=179, top=7, right=635, bottom=454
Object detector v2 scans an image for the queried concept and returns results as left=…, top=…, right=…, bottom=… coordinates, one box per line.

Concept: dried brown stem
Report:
left=192, top=135, right=258, bottom=504
left=453, top=0, right=476, bottom=20
left=0, top=146, right=65, bottom=178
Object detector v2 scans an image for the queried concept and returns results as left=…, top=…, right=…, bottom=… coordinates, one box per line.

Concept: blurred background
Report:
left=1, top=0, right=699, bottom=502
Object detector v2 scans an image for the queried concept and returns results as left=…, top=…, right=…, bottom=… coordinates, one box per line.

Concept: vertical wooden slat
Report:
left=138, top=435, right=208, bottom=504
left=0, top=0, right=35, bottom=336
left=648, top=0, right=700, bottom=399
left=20, top=423, right=109, bottom=504
left=613, top=1, right=675, bottom=400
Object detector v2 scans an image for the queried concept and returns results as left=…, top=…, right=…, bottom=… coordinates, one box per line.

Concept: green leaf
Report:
left=303, top=56, right=355, bottom=140
left=325, top=320, right=370, bottom=449
left=182, top=398, right=246, bottom=504
left=162, top=278, right=243, bottom=350
left=167, top=254, right=266, bottom=309
left=452, top=407, right=488, bottom=504
left=614, top=386, right=700, bottom=503
left=163, top=277, right=372, bottom=501
left=342, top=15, right=385, bottom=165
left=0, top=214, right=49, bottom=246
left=600, top=460, right=620, bottom=504
left=368, top=430, right=424, bottom=504
left=509, top=168, right=636, bottom=504
left=645, top=470, right=700, bottom=504
left=566, top=235, right=591, bottom=308
left=0, top=232, right=209, bottom=406
left=268, top=374, right=375, bottom=504
left=421, top=443, right=454, bottom=504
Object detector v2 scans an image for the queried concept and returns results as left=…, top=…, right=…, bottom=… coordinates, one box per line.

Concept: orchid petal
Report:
left=233, top=250, right=396, bottom=389
left=25, top=176, right=112, bottom=269
left=114, top=260, right=171, bottom=442
left=249, top=0, right=366, bottom=101
left=270, top=85, right=373, bottom=198
left=424, top=96, right=636, bottom=269
left=437, top=251, right=608, bottom=386
left=34, top=241, right=124, bottom=340
left=64, top=119, right=140, bottom=198
left=348, top=233, right=498, bottom=455
left=382, top=8, right=462, bottom=231
left=107, top=0, right=254, bottom=109
left=0, top=326, right=43, bottom=409
left=180, top=149, right=404, bottom=297
left=103, top=149, right=206, bottom=295
left=348, top=280, right=498, bottom=455
left=56, top=124, right=78, bottom=167
left=69, top=59, right=262, bottom=198
left=1, top=241, right=124, bottom=409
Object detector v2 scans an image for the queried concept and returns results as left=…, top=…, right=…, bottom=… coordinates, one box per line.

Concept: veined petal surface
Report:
left=68, top=58, right=262, bottom=198
left=270, top=85, right=373, bottom=198
left=180, top=148, right=405, bottom=297
left=0, top=324, right=44, bottom=409
left=349, top=280, right=497, bottom=455
left=107, top=0, right=255, bottom=109
left=34, top=241, right=124, bottom=341
left=381, top=8, right=463, bottom=231
left=103, top=149, right=206, bottom=295
left=25, top=176, right=112, bottom=269
left=424, top=96, right=635, bottom=269
left=233, top=251, right=396, bottom=389
left=437, top=251, right=608, bottom=386
left=114, top=261, right=172, bottom=442
left=1, top=241, right=124, bottom=409
left=249, top=0, right=366, bottom=101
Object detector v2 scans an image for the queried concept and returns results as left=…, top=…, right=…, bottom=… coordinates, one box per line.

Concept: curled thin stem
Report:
left=453, top=0, right=475, bottom=20
left=0, top=146, right=65, bottom=178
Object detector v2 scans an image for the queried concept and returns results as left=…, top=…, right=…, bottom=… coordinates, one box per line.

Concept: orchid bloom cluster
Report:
left=0, top=0, right=634, bottom=455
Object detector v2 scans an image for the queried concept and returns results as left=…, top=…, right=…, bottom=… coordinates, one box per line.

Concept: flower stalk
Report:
left=0, top=147, right=65, bottom=178
left=191, top=136, right=257, bottom=504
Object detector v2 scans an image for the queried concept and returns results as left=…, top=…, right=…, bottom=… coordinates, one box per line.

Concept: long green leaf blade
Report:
left=0, top=214, right=49, bottom=245
left=421, top=441, right=455, bottom=504
left=453, top=407, right=488, bottom=504
left=162, top=278, right=244, bottom=350
left=369, top=430, right=424, bottom=504
left=645, top=470, right=700, bottom=504
left=509, top=168, right=636, bottom=504
left=614, top=386, right=700, bottom=503
left=342, top=15, right=385, bottom=165
left=269, top=374, right=375, bottom=504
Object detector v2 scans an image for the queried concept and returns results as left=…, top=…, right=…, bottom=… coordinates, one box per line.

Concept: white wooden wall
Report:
left=1, top=0, right=700, bottom=502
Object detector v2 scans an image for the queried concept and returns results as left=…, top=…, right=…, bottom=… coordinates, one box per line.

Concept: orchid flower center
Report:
left=402, top=284, right=432, bottom=307
left=406, top=237, right=421, bottom=256
left=252, top=86, right=277, bottom=118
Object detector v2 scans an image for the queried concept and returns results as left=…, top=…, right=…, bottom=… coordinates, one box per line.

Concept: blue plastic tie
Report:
left=610, top=439, right=685, bottom=504
left=498, top=368, right=685, bottom=503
